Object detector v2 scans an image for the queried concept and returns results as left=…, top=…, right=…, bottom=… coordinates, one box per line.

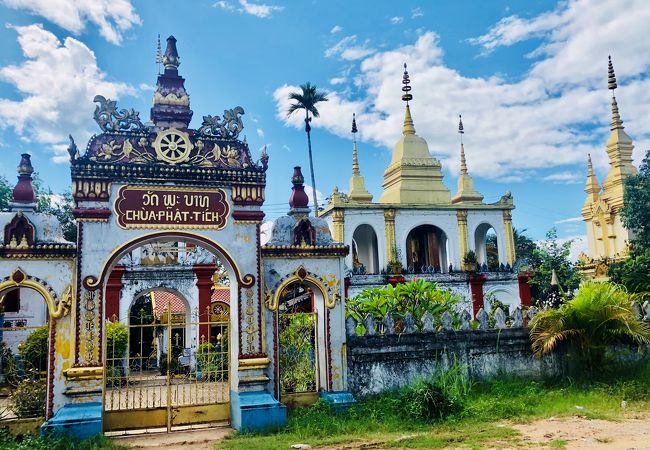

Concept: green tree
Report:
left=621, top=149, right=650, bottom=253
left=529, top=228, right=582, bottom=305
left=514, top=228, right=536, bottom=263
left=530, top=281, right=650, bottom=374
left=0, top=176, right=12, bottom=210
left=609, top=253, right=650, bottom=296
left=19, top=324, right=49, bottom=375
left=287, top=82, right=328, bottom=216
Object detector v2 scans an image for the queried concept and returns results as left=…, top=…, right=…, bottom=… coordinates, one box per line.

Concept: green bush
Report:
left=10, top=378, right=46, bottom=418
left=18, top=325, right=48, bottom=375
left=0, top=342, right=17, bottom=386
left=196, top=337, right=228, bottom=381
left=346, top=279, right=461, bottom=333
left=105, top=321, right=128, bottom=362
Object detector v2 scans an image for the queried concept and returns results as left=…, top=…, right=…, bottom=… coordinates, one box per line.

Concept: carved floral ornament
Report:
left=265, top=266, right=340, bottom=311
left=0, top=269, right=72, bottom=319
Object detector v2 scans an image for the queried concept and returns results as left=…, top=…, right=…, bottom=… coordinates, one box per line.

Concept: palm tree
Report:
left=287, top=82, right=328, bottom=216
left=530, top=281, right=650, bottom=375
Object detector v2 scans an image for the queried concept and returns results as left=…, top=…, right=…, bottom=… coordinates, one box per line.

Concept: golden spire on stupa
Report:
left=452, top=115, right=483, bottom=204
left=348, top=113, right=373, bottom=203
left=402, top=63, right=416, bottom=135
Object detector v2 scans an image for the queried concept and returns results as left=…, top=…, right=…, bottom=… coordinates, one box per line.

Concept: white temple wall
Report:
left=467, top=210, right=508, bottom=265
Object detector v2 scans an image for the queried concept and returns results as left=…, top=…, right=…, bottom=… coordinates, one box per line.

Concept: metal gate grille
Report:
left=104, top=306, right=229, bottom=432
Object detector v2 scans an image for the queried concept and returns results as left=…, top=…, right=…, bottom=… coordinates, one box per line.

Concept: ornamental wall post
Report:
left=456, top=210, right=469, bottom=269
left=384, top=209, right=396, bottom=262
left=332, top=209, right=345, bottom=243
left=502, top=210, right=516, bottom=266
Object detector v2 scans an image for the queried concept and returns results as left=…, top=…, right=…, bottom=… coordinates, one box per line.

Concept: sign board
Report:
left=115, top=186, right=229, bottom=229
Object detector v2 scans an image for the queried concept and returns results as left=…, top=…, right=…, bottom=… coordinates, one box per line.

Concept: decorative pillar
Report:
left=502, top=210, right=516, bottom=266
left=105, top=266, right=125, bottom=321
left=332, top=209, right=345, bottom=243
left=193, top=264, right=216, bottom=342
left=469, top=273, right=487, bottom=318
left=384, top=209, right=397, bottom=262
left=456, top=210, right=469, bottom=270
left=517, top=271, right=532, bottom=307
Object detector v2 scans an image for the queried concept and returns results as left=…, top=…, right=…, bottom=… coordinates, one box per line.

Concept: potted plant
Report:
left=463, top=250, right=478, bottom=272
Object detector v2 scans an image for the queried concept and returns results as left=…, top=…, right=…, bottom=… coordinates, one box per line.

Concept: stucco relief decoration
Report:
left=244, top=287, right=256, bottom=353
left=267, top=267, right=340, bottom=311
left=93, top=95, right=146, bottom=133
left=82, top=290, right=98, bottom=363
left=198, top=107, right=245, bottom=140
left=51, top=284, right=73, bottom=319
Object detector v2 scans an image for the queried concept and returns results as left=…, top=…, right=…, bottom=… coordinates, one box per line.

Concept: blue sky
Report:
left=1, top=0, right=649, bottom=251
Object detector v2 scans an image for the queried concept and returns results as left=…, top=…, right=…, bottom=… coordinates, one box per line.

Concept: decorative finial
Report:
left=608, top=55, right=617, bottom=91
left=401, top=63, right=413, bottom=103
left=587, top=153, right=594, bottom=175
left=289, top=166, right=310, bottom=211
left=156, top=34, right=162, bottom=75
left=351, top=114, right=360, bottom=175
left=67, top=134, right=78, bottom=162
left=458, top=115, right=467, bottom=175
left=12, top=154, right=35, bottom=205
left=162, top=35, right=180, bottom=71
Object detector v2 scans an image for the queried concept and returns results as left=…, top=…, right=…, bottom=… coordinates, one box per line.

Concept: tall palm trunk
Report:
left=304, top=112, right=318, bottom=216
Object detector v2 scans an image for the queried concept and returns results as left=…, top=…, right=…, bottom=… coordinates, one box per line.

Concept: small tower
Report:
left=150, top=36, right=193, bottom=129
left=451, top=115, right=484, bottom=204
left=380, top=64, right=451, bottom=204
left=11, top=154, right=36, bottom=211
left=347, top=114, right=373, bottom=203
left=582, top=154, right=601, bottom=209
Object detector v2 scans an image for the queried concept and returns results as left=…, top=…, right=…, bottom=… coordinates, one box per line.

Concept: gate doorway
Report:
left=103, top=239, right=232, bottom=433
left=277, top=281, right=319, bottom=408
left=104, top=306, right=229, bottom=432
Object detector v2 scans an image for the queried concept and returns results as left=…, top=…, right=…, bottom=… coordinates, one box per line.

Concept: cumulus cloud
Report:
left=304, top=184, right=325, bottom=209
left=0, top=24, right=134, bottom=162
left=274, top=1, right=650, bottom=182
left=1, top=0, right=140, bottom=44
left=324, top=35, right=376, bottom=61
left=213, top=0, right=283, bottom=18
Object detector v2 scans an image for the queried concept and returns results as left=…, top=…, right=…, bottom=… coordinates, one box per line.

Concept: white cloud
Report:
left=329, top=77, right=346, bottom=85
left=325, top=35, right=375, bottom=61
left=542, top=171, right=583, bottom=184
left=256, top=128, right=264, bottom=138
left=411, top=7, right=424, bottom=18
left=554, top=216, right=583, bottom=224
left=535, top=234, right=588, bottom=262
left=282, top=144, right=291, bottom=152
left=390, top=16, right=404, bottom=25
left=304, top=184, right=325, bottom=208
left=213, top=0, right=283, bottom=18
left=138, top=83, right=155, bottom=91
left=260, top=220, right=273, bottom=245
left=1, top=0, right=140, bottom=45
left=274, top=2, right=650, bottom=181
left=330, top=25, right=343, bottom=34
left=0, top=24, right=134, bottom=162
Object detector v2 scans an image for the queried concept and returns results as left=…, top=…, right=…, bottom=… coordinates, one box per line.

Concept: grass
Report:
left=0, top=431, right=124, bottom=450
left=218, top=362, right=650, bottom=450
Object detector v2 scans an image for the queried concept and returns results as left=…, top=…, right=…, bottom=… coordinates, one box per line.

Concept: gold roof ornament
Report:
left=600, top=55, right=637, bottom=210
left=347, top=113, right=373, bottom=203
left=380, top=63, right=451, bottom=204
left=452, top=115, right=484, bottom=205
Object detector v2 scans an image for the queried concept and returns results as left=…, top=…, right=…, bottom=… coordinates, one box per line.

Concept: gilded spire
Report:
left=608, top=56, right=624, bottom=130
left=348, top=113, right=373, bottom=203
left=402, top=63, right=416, bottom=135
left=458, top=115, right=467, bottom=175
left=584, top=153, right=601, bottom=198
left=351, top=113, right=360, bottom=176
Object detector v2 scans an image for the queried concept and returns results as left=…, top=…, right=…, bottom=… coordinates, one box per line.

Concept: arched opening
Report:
left=102, top=234, right=235, bottom=432
left=406, top=225, right=449, bottom=273
left=277, top=281, right=319, bottom=405
left=352, top=225, right=379, bottom=274
left=475, top=224, right=499, bottom=271
left=0, top=286, right=50, bottom=420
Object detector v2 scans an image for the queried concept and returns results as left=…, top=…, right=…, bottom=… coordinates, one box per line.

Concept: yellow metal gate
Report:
left=104, top=305, right=229, bottom=432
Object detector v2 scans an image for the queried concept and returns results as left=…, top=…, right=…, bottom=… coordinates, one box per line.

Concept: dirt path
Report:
left=512, top=413, right=650, bottom=449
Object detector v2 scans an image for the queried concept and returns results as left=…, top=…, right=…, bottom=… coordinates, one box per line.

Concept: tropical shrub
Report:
left=279, top=313, right=316, bottom=394
left=11, top=378, right=46, bottom=418
left=346, top=279, right=461, bottom=332
left=197, top=335, right=228, bottom=381
left=609, top=252, right=650, bottom=297
left=19, top=325, right=48, bottom=375
left=530, top=281, right=650, bottom=374
left=0, top=342, right=17, bottom=386
left=105, top=321, right=128, bottom=361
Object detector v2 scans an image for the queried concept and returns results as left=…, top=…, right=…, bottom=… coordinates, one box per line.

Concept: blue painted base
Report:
left=320, top=391, right=356, bottom=413
left=40, top=402, right=102, bottom=440
left=230, top=391, right=287, bottom=432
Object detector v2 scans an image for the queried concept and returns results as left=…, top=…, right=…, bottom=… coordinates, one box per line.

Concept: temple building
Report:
left=321, top=65, right=527, bottom=314
left=579, top=57, right=637, bottom=279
